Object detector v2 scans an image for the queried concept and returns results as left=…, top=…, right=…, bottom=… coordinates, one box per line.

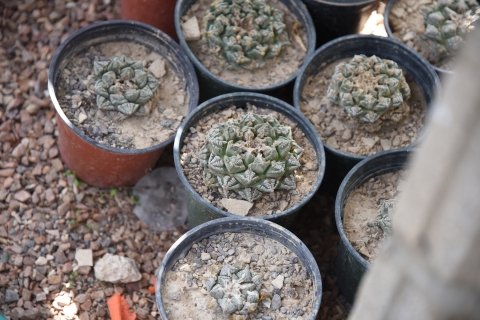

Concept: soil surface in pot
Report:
left=180, top=104, right=319, bottom=216
left=300, top=58, right=427, bottom=157
left=388, top=0, right=454, bottom=71
left=343, top=170, right=406, bottom=263
left=180, top=0, right=308, bottom=87
left=57, top=41, right=189, bottom=150
left=162, top=232, right=315, bottom=319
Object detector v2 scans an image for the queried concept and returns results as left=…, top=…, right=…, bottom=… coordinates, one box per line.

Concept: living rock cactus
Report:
left=327, top=54, right=411, bottom=129
left=94, top=55, right=160, bottom=116
left=421, top=0, right=480, bottom=60
left=197, top=112, right=304, bottom=203
left=203, top=0, right=291, bottom=68
left=205, top=264, right=262, bottom=315
left=368, top=199, right=396, bottom=235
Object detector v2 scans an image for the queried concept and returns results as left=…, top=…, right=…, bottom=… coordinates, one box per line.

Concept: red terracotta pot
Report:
left=55, top=114, right=164, bottom=187
left=48, top=21, right=199, bottom=188
left=121, top=0, right=179, bottom=42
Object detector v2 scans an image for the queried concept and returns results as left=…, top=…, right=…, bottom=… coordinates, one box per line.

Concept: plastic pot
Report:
left=174, top=0, right=316, bottom=102
left=384, top=0, right=453, bottom=78
left=155, top=217, right=323, bottom=319
left=301, top=0, right=379, bottom=47
left=293, top=34, right=440, bottom=196
left=335, top=148, right=410, bottom=302
left=48, top=20, right=199, bottom=187
left=174, top=92, right=326, bottom=229
left=121, top=0, right=179, bottom=42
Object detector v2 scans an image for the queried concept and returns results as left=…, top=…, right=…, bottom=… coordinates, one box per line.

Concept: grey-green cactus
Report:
left=93, top=56, right=160, bottom=116
left=421, top=0, right=480, bottom=60
left=197, top=112, right=304, bottom=203
left=205, top=264, right=262, bottom=315
left=368, top=199, right=396, bottom=235
left=327, top=54, right=411, bottom=126
left=203, top=0, right=291, bottom=69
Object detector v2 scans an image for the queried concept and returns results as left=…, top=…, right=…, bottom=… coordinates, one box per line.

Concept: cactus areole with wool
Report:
left=203, top=0, right=291, bottom=69
left=197, top=112, right=304, bottom=203
left=421, top=0, right=480, bottom=60
left=205, top=264, right=263, bottom=315
left=327, top=55, right=411, bottom=128
left=94, top=55, right=160, bottom=116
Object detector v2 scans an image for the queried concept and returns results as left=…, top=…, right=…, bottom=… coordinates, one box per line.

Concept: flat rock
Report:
left=148, top=59, right=166, bottom=79
left=132, top=167, right=188, bottom=231
left=14, top=190, right=31, bottom=202
left=5, top=289, right=19, bottom=303
left=94, top=253, right=142, bottom=283
left=182, top=16, right=201, bottom=41
left=272, top=274, right=285, bottom=289
left=75, top=249, right=93, bottom=266
left=35, top=256, right=48, bottom=266
left=220, top=198, right=253, bottom=216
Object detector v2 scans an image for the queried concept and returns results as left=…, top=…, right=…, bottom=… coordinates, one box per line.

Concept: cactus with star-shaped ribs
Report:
left=203, top=0, right=290, bottom=68
left=197, top=112, right=304, bottom=203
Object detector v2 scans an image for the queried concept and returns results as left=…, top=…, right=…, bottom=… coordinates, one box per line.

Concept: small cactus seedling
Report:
left=205, top=264, right=262, bottom=316
left=327, top=54, right=411, bottom=130
left=197, top=112, right=304, bottom=203
left=368, top=199, right=396, bottom=235
left=94, top=56, right=160, bottom=116
left=203, top=0, right=291, bottom=69
left=421, top=0, right=480, bottom=60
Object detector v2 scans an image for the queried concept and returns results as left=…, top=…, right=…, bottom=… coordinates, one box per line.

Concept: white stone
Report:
left=63, top=303, right=78, bottom=318
left=54, top=295, right=71, bottom=307
left=380, top=139, right=392, bottom=151
left=182, top=16, right=201, bottom=41
left=220, top=198, right=253, bottom=216
left=272, top=275, right=285, bottom=289
left=78, top=112, right=87, bottom=124
left=361, top=137, right=377, bottom=149
left=94, top=253, right=142, bottom=283
left=75, top=249, right=93, bottom=267
left=179, top=264, right=192, bottom=272
left=148, top=59, right=166, bottom=79
left=35, top=257, right=48, bottom=266
left=201, top=253, right=211, bottom=261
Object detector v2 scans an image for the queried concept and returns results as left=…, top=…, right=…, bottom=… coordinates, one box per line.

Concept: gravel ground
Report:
left=0, top=0, right=389, bottom=319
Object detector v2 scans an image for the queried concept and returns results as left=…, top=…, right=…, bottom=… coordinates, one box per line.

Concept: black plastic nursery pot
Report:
left=293, top=34, right=440, bottom=196
left=174, top=0, right=316, bottom=102
left=335, top=148, right=410, bottom=302
left=174, top=92, right=326, bottom=229
left=155, top=217, right=323, bottom=319
left=48, top=20, right=199, bottom=187
left=384, top=0, right=454, bottom=78
left=301, top=0, right=379, bottom=47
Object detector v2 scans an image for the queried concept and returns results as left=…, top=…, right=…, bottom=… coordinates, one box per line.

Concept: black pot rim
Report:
left=308, top=0, right=378, bottom=6
left=174, top=0, right=316, bottom=92
left=48, top=20, right=200, bottom=155
left=155, top=216, right=323, bottom=319
left=293, top=34, right=441, bottom=162
left=174, top=92, right=326, bottom=221
left=334, top=148, right=410, bottom=269
left=383, top=0, right=454, bottom=75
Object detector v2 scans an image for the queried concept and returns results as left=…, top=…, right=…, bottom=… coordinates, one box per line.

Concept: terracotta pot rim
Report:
left=48, top=20, right=199, bottom=155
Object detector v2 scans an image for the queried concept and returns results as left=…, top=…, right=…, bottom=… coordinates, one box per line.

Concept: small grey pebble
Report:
left=281, top=307, right=287, bottom=314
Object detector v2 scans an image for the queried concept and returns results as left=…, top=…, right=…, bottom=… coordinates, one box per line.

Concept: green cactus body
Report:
left=203, top=0, right=291, bottom=69
left=93, top=56, right=160, bottom=116
left=327, top=54, right=411, bottom=128
left=197, top=112, right=304, bottom=203
left=368, top=199, right=396, bottom=235
left=421, top=0, right=480, bottom=60
left=205, top=264, right=262, bottom=315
